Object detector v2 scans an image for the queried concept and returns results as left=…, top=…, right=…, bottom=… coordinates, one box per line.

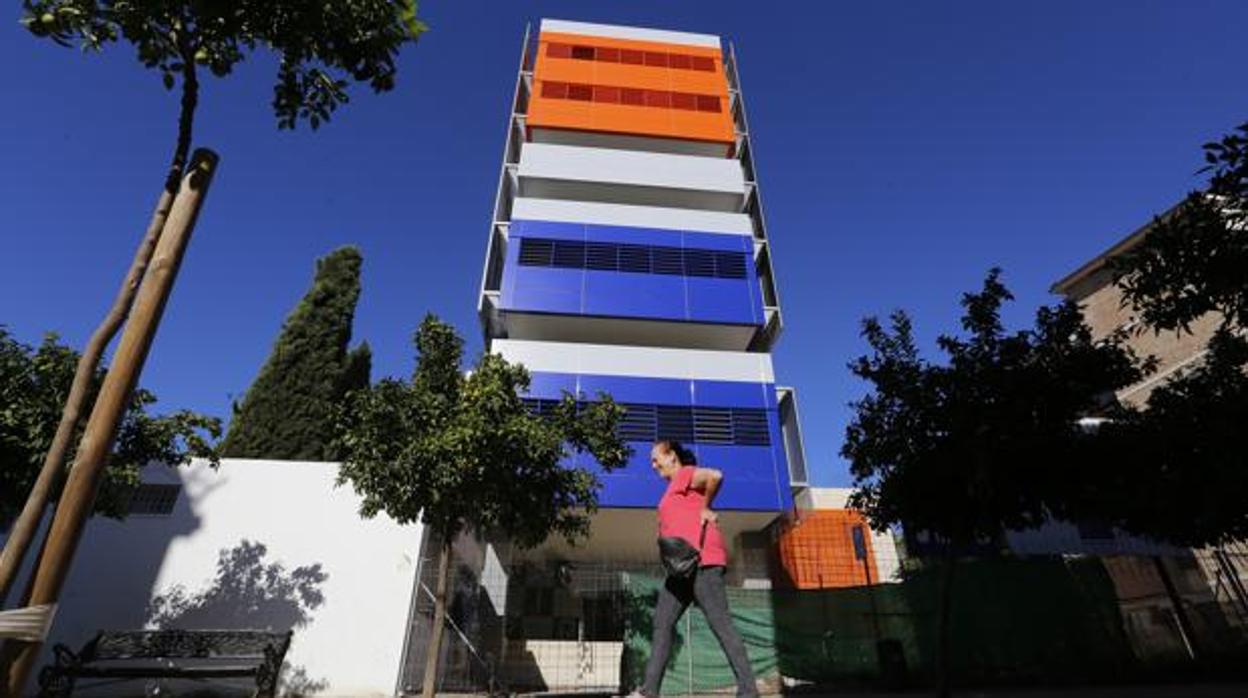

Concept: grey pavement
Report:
left=758, top=683, right=1248, bottom=697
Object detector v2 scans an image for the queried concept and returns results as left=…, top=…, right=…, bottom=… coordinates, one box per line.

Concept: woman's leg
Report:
left=693, top=566, right=759, bottom=697
left=640, top=576, right=693, bottom=696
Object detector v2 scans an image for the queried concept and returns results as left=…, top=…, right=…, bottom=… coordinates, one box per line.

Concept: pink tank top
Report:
left=657, top=466, right=727, bottom=567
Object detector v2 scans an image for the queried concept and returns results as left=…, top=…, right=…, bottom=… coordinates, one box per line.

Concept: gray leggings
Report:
left=640, top=566, right=759, bottom=697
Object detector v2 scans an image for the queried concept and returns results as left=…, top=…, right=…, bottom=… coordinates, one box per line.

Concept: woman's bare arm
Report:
left=691, top=467, right=723, bottom=523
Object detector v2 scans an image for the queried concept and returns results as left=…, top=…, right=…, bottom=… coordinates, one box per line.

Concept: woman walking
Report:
left=629, top=439, right=759, bottom=698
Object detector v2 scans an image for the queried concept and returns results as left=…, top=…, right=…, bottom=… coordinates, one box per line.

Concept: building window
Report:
left=127, top=483, right=181, bottom=516
left=540, top=81, right=568, bottom=99
left=620, top=49, right=645, bottom=65
left=538, top=81, right=720, bottom=113
left=697, top=94, right=723, bottom=113
left=517, top=238, right=748, bottom=280
left=523, top=399, right=772, bottom=447
left=690, top=56, right=716, bottom=72
left=545, top=42, right=718, bottom=73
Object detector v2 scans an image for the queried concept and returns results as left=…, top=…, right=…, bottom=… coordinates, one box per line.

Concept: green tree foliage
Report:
left=1, top=327, right=220, bottom=523
left=1107, top=122, right=1248, bottom=546
left=842, top=271, right=1148, bottom=697
left=335, top=314, right=630, bottom=546
left=1114, top=122, right=1247, bottom=336
left=222, top=247, right=369, bottom=461
left=334, top=315, right=629, bottom=697
left=843, top=270, right=1148, bottom=544
left=22, top=0, right=427, bottom=132
left=1104, top=332, right=1248, bottom=546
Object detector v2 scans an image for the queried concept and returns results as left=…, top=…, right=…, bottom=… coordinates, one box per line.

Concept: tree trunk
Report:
left=0, top=191, right=176, bottom=607
left=2, top=150, right=218, bottom=696
left=0, top=59, right=199, bottom=607
left=1152, top=555, right=1200, bottom=661
left=422, top=534, right=453, bottom=698
left=936, top=545, right=956, bottom=698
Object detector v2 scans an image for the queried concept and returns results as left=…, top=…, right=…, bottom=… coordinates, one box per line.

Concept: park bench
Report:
left=38, top=629, right=291, bottom=697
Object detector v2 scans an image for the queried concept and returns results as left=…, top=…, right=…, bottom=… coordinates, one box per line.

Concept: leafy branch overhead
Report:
left=1106, top=121, right=1248, bottom=547
left=843, top=270, right=1150, bottom=546
left=0, top=327, right=221, bottom=523
left=1113, top=122, right=1248, bottom=336
left=21, top=0, right=428, bottom=129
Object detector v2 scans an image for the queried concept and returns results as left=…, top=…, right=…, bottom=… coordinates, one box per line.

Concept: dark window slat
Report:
left=551, top=240, right=586, bottom=268
left=518, top=238, right=554, bottom=267
left=683, top=249, right=716, bottom=277
left=651, top=247, right=685, bottom=276
left=585, top=242, right=618, bottom=271
left=517, top=238, right=748, bottom=282
left=715, top=251, right=749, bottom=279
left=525, top=400, right=770, bottom=446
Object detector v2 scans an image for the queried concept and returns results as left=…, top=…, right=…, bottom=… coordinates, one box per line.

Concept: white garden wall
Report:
left=6, top=458, right=422, bottom=697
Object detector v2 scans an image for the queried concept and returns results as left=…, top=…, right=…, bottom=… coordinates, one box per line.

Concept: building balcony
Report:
left=517, top=143, right=746, bottom=212
left=490, top=339, right=793, bottom=512
left=480, top=211, right=780, bottom=351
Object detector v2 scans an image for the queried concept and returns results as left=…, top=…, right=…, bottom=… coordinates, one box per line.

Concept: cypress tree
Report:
left=223, top=246, right=369, bottom=460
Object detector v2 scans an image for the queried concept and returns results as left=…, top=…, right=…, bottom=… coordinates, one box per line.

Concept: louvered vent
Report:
left=518, top=238, right=749, bottom=280
left=521, top=399, right=771, bottom=446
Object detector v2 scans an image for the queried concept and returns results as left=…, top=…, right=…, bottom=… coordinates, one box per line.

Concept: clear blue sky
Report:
left=2, top=2, right=1246, bottom=487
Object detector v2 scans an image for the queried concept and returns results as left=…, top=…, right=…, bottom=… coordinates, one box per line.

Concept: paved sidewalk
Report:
left=760, top=683, right=1248, bottom=697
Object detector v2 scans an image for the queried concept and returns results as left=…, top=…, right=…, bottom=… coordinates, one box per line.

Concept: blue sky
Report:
left=2, top=2, right=1245, bottom=487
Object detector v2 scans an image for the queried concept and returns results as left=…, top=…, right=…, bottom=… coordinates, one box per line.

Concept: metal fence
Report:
left=397, top=530, right=1248, bottom=696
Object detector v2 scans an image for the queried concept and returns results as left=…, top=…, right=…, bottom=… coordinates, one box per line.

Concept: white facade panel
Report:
left=492, top=338, right=775, bottom=384
left=520, top=143, right=743, bottom=194
left=530, top=127, right=731, bottom=158
left=518, top=143, right=745, bottom=211
left=540, top=18, right=721, bottom=48
left=10, top=459, right=421, bottom=697
left=511, top=197, right=756, bottom=236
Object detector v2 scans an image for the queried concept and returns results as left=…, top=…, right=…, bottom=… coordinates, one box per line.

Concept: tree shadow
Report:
left=145, top=539, right=330, bottom=696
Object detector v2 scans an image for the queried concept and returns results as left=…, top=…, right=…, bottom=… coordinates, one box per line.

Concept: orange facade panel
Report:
left=529, top=31, right=735, bottom=153
left=774, top=510, right=881, bottom=589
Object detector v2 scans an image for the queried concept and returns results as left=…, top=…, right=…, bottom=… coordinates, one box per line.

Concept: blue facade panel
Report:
left=692, top=379, right=770, bottom=409
left=524, top=371, right=792, bottom=512
left=502, top=219, right=763, bottom=328
left=505, top=267, right=583, bottom=314
left=583, top=271, right=684, bottom=320
left=686, top=277, right=758, bottom=325
left=579, top=373, right=693, bottom=406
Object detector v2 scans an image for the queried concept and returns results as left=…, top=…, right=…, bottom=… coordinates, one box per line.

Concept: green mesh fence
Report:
left=621, top=574, right=779, bottom=694
left=621, top=557, right=1136, bottom=694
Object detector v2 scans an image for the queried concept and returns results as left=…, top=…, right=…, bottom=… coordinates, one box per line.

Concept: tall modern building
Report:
left=479, top=17, right=807, bottom=537
left=405, top=19, right=812, bottom=693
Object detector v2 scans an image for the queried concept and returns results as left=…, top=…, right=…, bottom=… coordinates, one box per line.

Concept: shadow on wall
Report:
left=15, top=465, right=207, bottom=695
left=145, top=539, right=330, bottom=697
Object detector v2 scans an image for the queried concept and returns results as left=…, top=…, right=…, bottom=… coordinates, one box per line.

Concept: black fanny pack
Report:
left=658, top=522, right=708, bottom=580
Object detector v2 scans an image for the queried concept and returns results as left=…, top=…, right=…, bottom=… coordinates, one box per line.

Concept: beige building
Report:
left=1051, top=211, right=1223, bottom=406
left=1052, top=211, right=1248, bottom=660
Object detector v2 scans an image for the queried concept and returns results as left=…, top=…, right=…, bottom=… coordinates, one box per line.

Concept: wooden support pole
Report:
left=2, top=150, right=218, bottom=697
left=0, top=185, right=178, bottom=606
